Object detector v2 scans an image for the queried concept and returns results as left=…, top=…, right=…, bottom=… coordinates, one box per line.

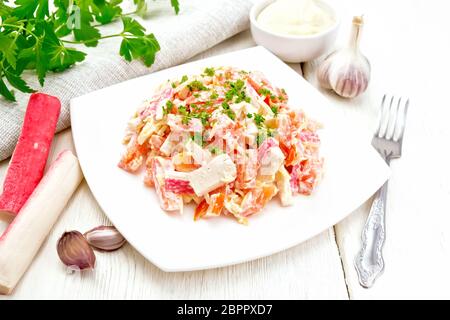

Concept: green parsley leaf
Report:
left=13, top=0, right=47, bottom=19
left=247, top=113, right=253, bottom=118
left=187, top=80, right=207, bottom=91
left=221, top=102, right=236, bottom=120
left=192, top=111, right=210, bottom=126
left=178, top=105, right=188, bottom=115
left=0, top=34, right=18, bottom=69
left=94, top=0, right=123, bottom=24
left=3, top=69, right=35, bottom=94
left=0, top=1, right=13, bottom=16
left=254, top=113, right=266, bottom=127
left=0, top=77, right=16, bottom=101
left=203, top=67, right=215, bottom=77
left=133, top=0, right=148, bottom=18
left=0, top=0, right=180, bottom=102
left=224, top=78, right=249, bottom=103
left=73, top=10, right=102, bottom=47
left=182, top=116, right=190, bottom=125
left=258, top=88, right=272, bottom=96
left=163, top=100, right=173, bottom=115
left=210, top=91, right=218, bottom=100
left=171, top=0, right=180, bottom=14
left=119, top=33, right=160, bottom=67
left=210, top=146, right=222, bottom=155
left=270, top=105, right=279, bottom=116
left=180, top=75, right=188, bottom=83
left=122, top=16, right=145, bottom=36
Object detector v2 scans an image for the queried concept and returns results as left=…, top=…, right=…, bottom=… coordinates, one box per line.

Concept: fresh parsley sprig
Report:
left=0, top=0, right=180, bottom=102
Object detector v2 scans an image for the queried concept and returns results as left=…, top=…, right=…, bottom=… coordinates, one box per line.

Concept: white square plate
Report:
left=71, top=46, right=389, bottom=271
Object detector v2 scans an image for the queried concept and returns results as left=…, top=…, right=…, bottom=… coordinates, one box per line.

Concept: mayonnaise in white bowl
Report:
left=250, top=0, right=340, bottom=62
left=257, top=0, right=336, bottom=36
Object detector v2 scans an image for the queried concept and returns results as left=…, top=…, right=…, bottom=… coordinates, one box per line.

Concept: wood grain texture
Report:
left=303, top=0, right=450, bottom=299
left=0, top=31, right=348, bottom=299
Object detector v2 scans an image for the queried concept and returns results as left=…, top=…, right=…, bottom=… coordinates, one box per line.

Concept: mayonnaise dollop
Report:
left=257, top=0, right=335, bottom=36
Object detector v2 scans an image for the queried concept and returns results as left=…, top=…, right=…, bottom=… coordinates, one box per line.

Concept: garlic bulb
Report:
left=84, top=226, right=126, bottom=252
left=317, top=16, right=370, bottom=98
left=57, top=231, right=96, bottom=270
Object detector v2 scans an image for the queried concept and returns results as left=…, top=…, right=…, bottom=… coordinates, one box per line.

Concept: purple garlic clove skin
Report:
left=84, top=226, right=126, bottom=252
left=316, top=54, right=334, bottom=90
left=329, top=54, right=370, bottom=98
left=316, top=16, right=371, bottom=99
left=57, top=231, right=96, bottom=270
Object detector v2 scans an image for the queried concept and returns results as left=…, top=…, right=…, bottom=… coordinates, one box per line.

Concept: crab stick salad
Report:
left=119, top=67, right=323, bottom=224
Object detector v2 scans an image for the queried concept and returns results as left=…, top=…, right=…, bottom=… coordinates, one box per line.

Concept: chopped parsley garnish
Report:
left=180, top=75, right=188, bottom=83
left=233, top=79, right=245, bottom=91
left=270, top=105, right=279, bottom=116
left=225, top=89, right=235, bottom=101
left=256, top=130, right=267, bottom=147
left=177, top=105, right=191, bottom=124
left=221, top=102, right=236, bottom=120
left=258, top=88, right=272, bottom=96
left=247, top=113, right=253, bottom=118
left=235, top=90, right=251, bottom=103
left=210, top=146, right=222, bottom=155
left=182, top=116, right=191, bottom=125
left=258, top=88, right=276, bottom=100
left=278, top=95, right=286, bottom=102
left=224, top=79, right=249, bottom=103
left=187, top=80, right=208, bottom=91
left=163, top=100, right=174, bottom=115
left=254, top=113, right=266, bottom=127
left=210, top=91, right=219, bottom=100
left=171, top=82, right=176, bottom=88
left=178, top=105, right=188, bottom=115
left=267, top=128, right=276, bottom=137
left=193, top=93, right=200, bottom=98
left=192, top=111, right=210, bottom=126
left=203, top=67, right=215, bottom=77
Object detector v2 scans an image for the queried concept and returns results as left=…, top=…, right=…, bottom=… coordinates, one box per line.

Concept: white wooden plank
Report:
left=304, top=0, right=450, bottom=299
left=0, top=31, right=348, bottom=299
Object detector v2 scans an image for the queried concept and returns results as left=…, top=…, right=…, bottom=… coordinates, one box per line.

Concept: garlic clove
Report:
left=84, top=225, right=126, bottom=252
left=316, top=55, right=333, bottom=89
left=57, top=231, right=96, bottom=270
left=316, top=15, right=371, bottom=99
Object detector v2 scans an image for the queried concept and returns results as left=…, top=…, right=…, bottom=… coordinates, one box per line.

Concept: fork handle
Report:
left=354, top=181, right=388, bottom=288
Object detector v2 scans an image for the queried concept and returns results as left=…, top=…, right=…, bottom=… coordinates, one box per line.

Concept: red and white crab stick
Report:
left=0, top=150, right=83, bottom=295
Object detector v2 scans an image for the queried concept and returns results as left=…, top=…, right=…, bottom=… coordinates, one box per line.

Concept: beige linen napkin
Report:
left=0, top=0, right=253, bottom=161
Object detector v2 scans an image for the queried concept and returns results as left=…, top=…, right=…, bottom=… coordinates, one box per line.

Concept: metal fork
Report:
left=354, top=94, right=409, bottom=288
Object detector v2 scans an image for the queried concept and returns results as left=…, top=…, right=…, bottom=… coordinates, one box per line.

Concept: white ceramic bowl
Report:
left=250, top=0, right=340, bottom=63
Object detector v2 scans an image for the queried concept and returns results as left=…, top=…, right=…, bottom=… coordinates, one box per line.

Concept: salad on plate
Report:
left=119, top=66, right=323, bottom=224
